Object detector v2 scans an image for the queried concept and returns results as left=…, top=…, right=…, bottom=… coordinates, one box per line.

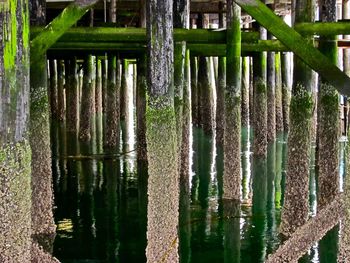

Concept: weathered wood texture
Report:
left=317, top=0, right=340, bottom=209
left=145, top=0, right=179, bottom=262
left=280, top=0, right=315, bottom=237
left=30, top=0, right=56, bottom=257
left=0, top=0, right=32, bottom=261
left=266, top=194, right=344, bottom=263
left=223, top=0, right=242, bottom=200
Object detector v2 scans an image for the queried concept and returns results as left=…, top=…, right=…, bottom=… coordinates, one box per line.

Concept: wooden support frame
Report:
left=233, top=0, right=350, bottom=96
left=30, top=0, right=98, bottom=63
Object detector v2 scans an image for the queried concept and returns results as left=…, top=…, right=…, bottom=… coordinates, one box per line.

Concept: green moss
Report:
left=256, top=78, right=267, bottom=94
left=290, top=84, right=313, bottom=122
left=3, top=0, right=18, bottom=71
left=319, top=83, right=339, bottom=114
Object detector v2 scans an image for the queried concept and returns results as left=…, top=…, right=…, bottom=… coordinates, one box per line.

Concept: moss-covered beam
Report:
left=30, top=27, right=259, bottom=44
left=295, top=21, right=350, bottom=36
left=30, top=0, right=99, bottom=64
left=233, top=0, right=350, bottom=96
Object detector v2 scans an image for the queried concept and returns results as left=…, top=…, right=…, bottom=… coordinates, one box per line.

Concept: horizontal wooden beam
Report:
left=295, top=21, right=350, bottom=36
left=234, top=0, right=350, bottom=96
left=46, top=0, right=225, bottom=13
left=30, top=27, right=260, bottom=44
left=44, top=40, right=288, bottom=54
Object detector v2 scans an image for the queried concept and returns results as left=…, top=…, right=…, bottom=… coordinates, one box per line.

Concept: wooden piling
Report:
left=79, top=55, right=96, bottom=142
left=216, top=8, right=226, bottom=147
left=57, top=60, right=66, bottom=122
left=280, top=0, right=315, bottom=236
left=223, top=0, right=242, bottom=201
left=281, top=52, right=291, bottom=133
left=252, top=21, right=267, bottom=157
left=29, top=0, right=56, bottom=258
left=275, top=52, right=283, bottom=133
left=316, top=0, right=340, bottom=210
left=65, top=58, right=79, bottom=134
left=145, top=0, right=179, bottom=261
left=0, top=0, right=32, bottom=260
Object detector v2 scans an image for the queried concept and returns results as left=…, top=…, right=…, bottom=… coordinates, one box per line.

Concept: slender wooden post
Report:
left=120, top=59, right=127, bottom=121
left=267, top=24, right=276, bottom=142
left=216, top=2, right=226, bottom=146
left=241, top=55, right=250, bottom=128
left=79, top=55, right=96, bottom=143
left=49, top=60, right=58, bottom=119
left=275, top=52, right=283, bottom=133
left=197, top=14, right=215, bottom=135
left=0, top=0, right=31, bottom=261
left=223, top=0, right=242, bottom=200
left=281, top=0, right=315, bottom=237
left=252, top=20, right=267, bottom=157
left=145, top=0, right=179, bottom=261
left=29, top=0, right=56, bottom=259
left=57, top=60, right=66, bottom=122
left=281, top=51, right=291, bottom=133
left=95, top=58, right=103, bottom=153
left=66, top=58, right=79, bottom=135
left=191, top=55, right=198, bottom=126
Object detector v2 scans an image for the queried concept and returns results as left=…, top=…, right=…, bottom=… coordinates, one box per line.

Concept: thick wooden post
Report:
left=0, top=0, right=31, bottom=261
left=281, top=51, right=291, bottom=133
left=281, top=0, right=315, bottom=237
left=317, top=0, right=340, bottom=209
left=145, top=0, right=179, bottom=261
left=223, top=0, right=242, bottom=200
left=136, top=4, right=147, bottom=161
left=29, top=0, right=57, bottom=259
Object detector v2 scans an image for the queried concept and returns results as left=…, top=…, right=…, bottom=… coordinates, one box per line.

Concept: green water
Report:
left=52, top=125, right=342, bottom=263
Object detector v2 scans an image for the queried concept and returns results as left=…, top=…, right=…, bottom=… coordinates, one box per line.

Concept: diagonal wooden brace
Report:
left=30, top=0, right=98, bottom=64
left=234, top=0, right=350, bottom=96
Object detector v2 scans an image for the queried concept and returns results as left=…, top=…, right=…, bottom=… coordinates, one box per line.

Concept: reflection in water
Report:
left=52, top=119, right=344, bottom=262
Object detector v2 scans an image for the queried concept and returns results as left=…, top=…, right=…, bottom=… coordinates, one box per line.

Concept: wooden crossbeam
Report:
left=234, top=0, right=350, bottom=96
left=295, top=21, right=350, bottom=36
left=30, top=0, right=98, bottom=64
left=30, top=27, right=260, bottom=44
left=265, top=194, right=345, bottom=263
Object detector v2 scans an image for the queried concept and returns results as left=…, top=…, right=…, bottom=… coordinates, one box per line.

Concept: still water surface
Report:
left=52, top=124, right=344, bottom=263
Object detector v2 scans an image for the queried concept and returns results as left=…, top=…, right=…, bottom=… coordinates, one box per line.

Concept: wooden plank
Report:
left=234, top=0, right=350, bottom=96
left=31, top=0, right=98, bottom=63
